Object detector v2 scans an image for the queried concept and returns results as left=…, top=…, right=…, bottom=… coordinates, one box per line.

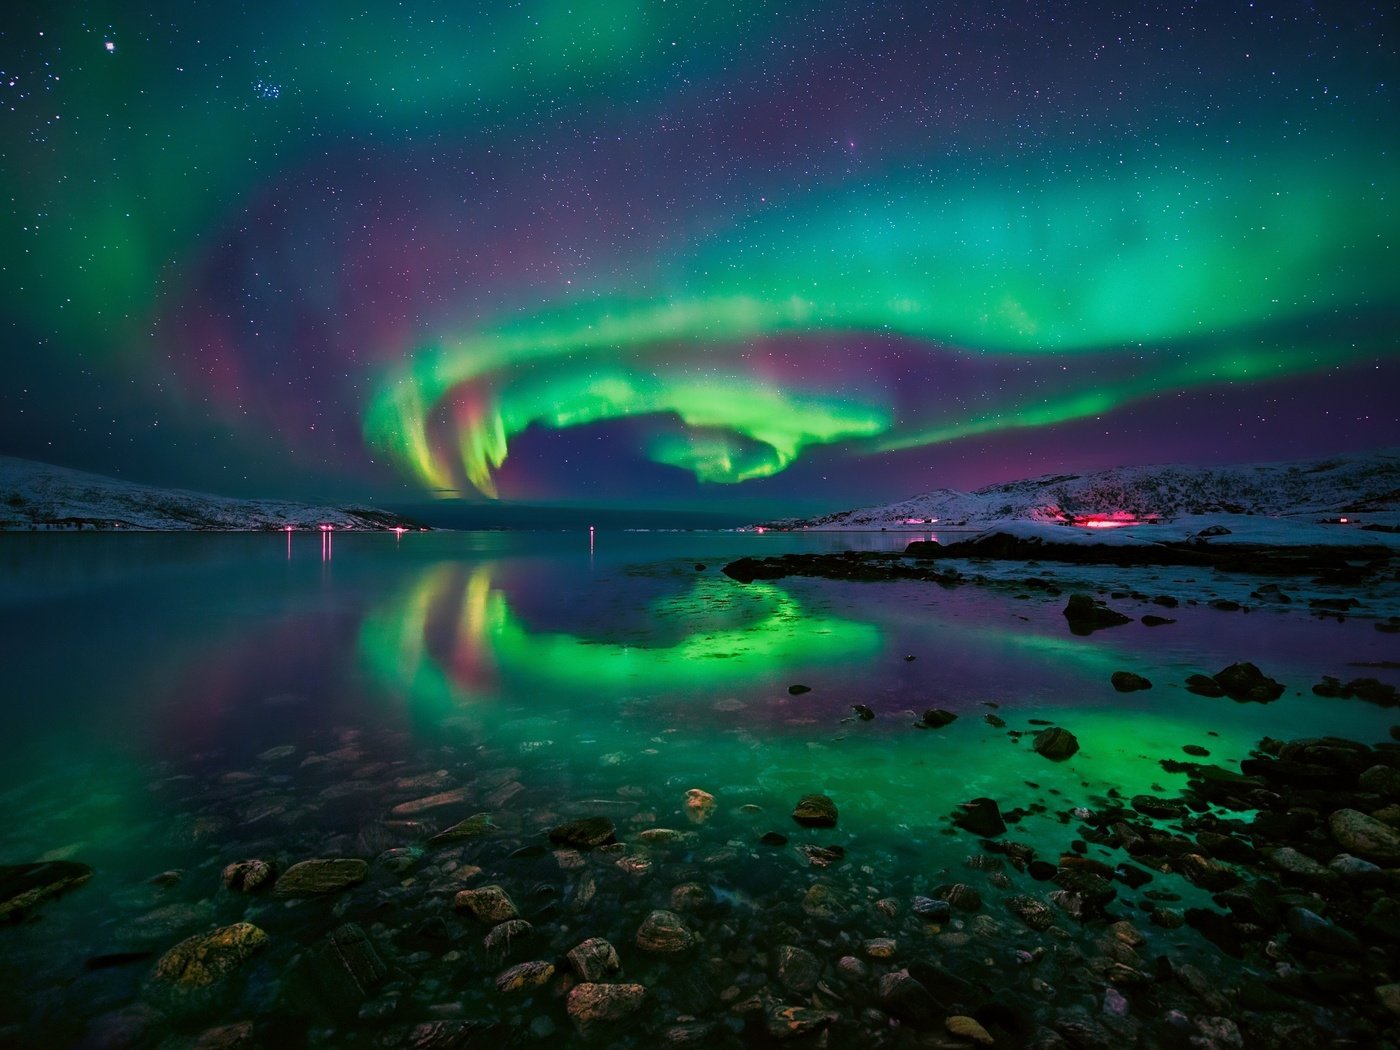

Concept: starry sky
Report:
left=1, top=2, right=1396, bottom=516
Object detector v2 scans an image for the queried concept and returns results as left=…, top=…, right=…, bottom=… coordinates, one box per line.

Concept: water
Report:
left=0, top=530, right=1394, bottom=1044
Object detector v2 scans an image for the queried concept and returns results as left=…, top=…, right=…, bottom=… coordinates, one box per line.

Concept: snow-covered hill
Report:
left=0, top=457, right=423, bottom=531
left=762, top=450, right=1400, bottom=532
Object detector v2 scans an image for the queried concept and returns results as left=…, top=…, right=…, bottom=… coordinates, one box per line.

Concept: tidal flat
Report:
left=1, top=530, right=1397, bottom=1048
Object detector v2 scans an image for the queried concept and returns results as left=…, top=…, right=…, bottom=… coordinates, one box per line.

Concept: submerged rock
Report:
left=455, top=885, right=519, bottom=924
left=148, top=922, right=268, bottom=1015
left=566, top=982, right=647, bottom=1032
left=767, top=1005, right=839, bottom=1039
left=0, top=860, right=93, bottom=921
left=776, top=944, right=821, bottom=993
left=792, top=794, right=838, bottom=828
left=298, top=922, right=388, bottom=1017
left=272, top=858, right=367, bottom=897
left=567, top=937, right=620, bottom=982
left=1032, top=727, right=1080, bottom=761
left=635, top=909, right=693, bottom=953
left=221, top=859, right=274, bottom=894
left=548, top=816, right=617, bottom=849
left=1185, top=674, right=1227, bottom=698
left=427, top=813, right=497, bottom=847
left=683, top=789, right=716, bottom=824
left=495, top=960, right=554, bottom=993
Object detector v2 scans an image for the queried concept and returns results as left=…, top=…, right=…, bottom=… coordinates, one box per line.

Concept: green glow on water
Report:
left=359, top=565, right=883, bottom=712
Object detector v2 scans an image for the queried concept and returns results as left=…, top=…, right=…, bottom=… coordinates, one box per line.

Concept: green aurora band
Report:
left=364, top=148, right=1399, bottom=496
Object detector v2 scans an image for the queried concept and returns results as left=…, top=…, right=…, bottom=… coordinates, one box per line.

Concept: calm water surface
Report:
left=0, top=530, right=1394, bottom=1042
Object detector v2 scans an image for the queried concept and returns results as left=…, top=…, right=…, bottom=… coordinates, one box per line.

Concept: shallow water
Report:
left=0, top=530, right=1395, bottom=1044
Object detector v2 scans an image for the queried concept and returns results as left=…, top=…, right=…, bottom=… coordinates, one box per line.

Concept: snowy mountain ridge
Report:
left=766, top=450, right=1400, bottom=531
left=0, top=456, right=421, bottom=531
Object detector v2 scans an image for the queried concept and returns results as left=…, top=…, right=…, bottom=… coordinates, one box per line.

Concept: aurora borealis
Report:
left=2, top=3, right=1396, bottom=511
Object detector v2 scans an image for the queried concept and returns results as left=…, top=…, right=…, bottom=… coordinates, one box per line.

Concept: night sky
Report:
left=2, top=2, right=1396, bottom=516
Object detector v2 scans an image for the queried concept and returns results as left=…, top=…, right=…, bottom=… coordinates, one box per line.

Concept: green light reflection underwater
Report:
left=365, top=148, right=1399, bottom=495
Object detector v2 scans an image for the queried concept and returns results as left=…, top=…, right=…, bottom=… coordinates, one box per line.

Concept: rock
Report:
left=953, top=797, right=1007, bottom=837
left=567, top=937, right=620, bottom=981
left=852, top=704, right=875, bottom=720
left=635, top=909, right=693, bottom=953
left=1110, top=672, right=1152, bottom=692
left=426, top=813, right=497, bottom=847
left=683, top=789, right=715, bottom=824
left=1376, top=984, right=1400, bottom=1017
left=788, top=684, right=811, bottom=695
left=1182, top=744, right=1210, bottom=757
left=1213, top=662, right=1285, bottom=703
left=863, top=937, right=897, bottom=959
left=1328, top=808, right=1400, bottom=863
left=792, top=794, right=838, bottom=828
left=566, top=982, right=647, bottom=1032
left=390, top=788, right=473, bottom=816
left=1141, top=615, right=1175, bottom=627
left=1327, top=853, right=1383, bottom=881
left=454, top=885, right=519, bottom=924
left=797, top=843, right=845, bottom=868
left=935, top=883, right=982, bottom=911
left=669, top=882, right=716, bottom=911
left=877, top=969, right=940, bottom=1025
left=1185, top=674, right=1227, bottom=698
left=0, top=860, right=93, bottom=921
left=298, top=923, right=388, bottom=1017
left=918, top=708, right=958, bottom=728
left=1286, top=907, right=1361, bottom=954
left=1172, top=853, right=1240, bottom=891
left=1063, top=593, right=1132, bottom=633
left=801, top=882, right=849, bottom=920
left=947, top=1015, right=995, bottom=1045
left=912, top=896, right=952, bottom=923
left=221, top=860, right=274, bottom=894
left=1130, top=795, right=1185, bottom=819
left=777, top=944, right=821, bottom=993
left=1006, top=895, right=1055, bottom=930
left=148, top=922, right=268, bottom=1015
left=548, top=816, right=617, bottom=849
left=483, top=919, right=534, bottom=959
left=1033, top=727, right=1080, bottom=761
left=272, top=858, right=367, bottom=897
left=495, top=960, right=555, bottom=993
left=1267, top=847, right=1334, bottom=881
left=1359, top=764, right=1400, bottom=798
left=766, top=1006, right=838, bottom=1039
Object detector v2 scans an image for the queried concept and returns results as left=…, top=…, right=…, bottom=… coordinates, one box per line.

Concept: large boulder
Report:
left=1329, top=809, right=1400, bottom=864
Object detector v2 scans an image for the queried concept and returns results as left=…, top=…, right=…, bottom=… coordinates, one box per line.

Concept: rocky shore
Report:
left=2, top=702, right=1399, bottom=1048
